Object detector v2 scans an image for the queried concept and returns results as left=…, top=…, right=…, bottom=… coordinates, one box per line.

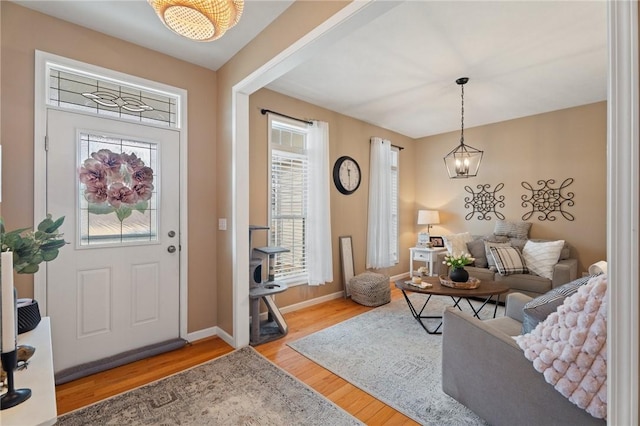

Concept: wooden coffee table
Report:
left=395, top=277, right=509, bottom=334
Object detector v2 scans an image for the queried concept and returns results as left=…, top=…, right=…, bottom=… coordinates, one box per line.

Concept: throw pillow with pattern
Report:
left=493, top=220, right=532, bottom=239
left=489, top=246, right=528, bottom=276
left=521, top=274, right=597, bottom=334
left=484, top=241, right=512, bottom=270
left=522, top=240, right=565, bottom=280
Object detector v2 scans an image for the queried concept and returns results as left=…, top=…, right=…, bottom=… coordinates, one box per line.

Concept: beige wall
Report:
left=415, top=102, right=607, bottom=273
left=216, top=2, right=609, bottom=334
left=215, top=1, right=351, bottom=334
left=249, top=88, right=414, bottom=308
left=0, top=1, right=610, bottom=339
left=0, top=2, right=217, bottom=332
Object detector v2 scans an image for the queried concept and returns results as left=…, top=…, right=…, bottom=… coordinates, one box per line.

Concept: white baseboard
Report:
left=278, top=290, right=345, bottom=314
left=186, top=326, right=216, bottom=342
left=214, top=327, right=235, bottom=346
left=390, top=272, right=410, bottom=282
left=188, top=290, right=347, bottom=344
left=254, top=290, right=344, bottom=321
left=187, top=276, right=406, bottom=346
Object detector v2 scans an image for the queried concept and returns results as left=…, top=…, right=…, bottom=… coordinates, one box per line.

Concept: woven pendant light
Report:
left=148, top=0, right=244, bottom=42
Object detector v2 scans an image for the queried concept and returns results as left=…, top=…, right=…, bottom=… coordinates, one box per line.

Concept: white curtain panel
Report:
left=366, top=137, right=393, bottom=269
left=306, top=120, right=333, bottom=285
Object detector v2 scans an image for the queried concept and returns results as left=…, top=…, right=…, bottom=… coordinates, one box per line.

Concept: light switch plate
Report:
left=218, top=218, right=227, bottom=231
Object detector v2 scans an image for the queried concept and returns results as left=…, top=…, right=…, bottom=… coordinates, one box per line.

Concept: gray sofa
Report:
left=442, top=293, right=606, bottom=426
left=435, top=235, right=578, bottom=301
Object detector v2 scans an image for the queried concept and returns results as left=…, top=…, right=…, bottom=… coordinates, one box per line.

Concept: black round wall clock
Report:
left=333, top=156, right=361, bottom=195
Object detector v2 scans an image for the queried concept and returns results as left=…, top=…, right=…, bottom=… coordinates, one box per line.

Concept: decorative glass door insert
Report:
left=78, top=132, right=158, bottom=246
left=48, top=67, right=178, bottom=128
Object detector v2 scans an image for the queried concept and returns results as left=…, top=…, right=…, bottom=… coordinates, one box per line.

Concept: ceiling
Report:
left=13, top=0, right=295, bottom=70
left=13, top=1, right=608, bottom=139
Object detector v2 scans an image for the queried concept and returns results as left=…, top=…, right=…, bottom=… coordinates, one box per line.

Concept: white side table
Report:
left=409, top=247, right=447, bottom=277
left=2, top=317, right=57, bottom=426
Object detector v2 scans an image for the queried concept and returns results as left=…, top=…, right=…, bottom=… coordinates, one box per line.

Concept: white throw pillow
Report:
left=522, top=240, right=565, bottom=280
left=443, top=232, right=473, bottom=256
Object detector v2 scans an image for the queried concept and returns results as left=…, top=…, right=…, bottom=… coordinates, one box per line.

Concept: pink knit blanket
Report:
left=516, top=274, right=607, bottom=419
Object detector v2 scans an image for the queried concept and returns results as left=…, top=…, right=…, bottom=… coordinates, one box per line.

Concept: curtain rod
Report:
left=262, top=109, right=403, bottom=151
left=370, top=138, right=405, bottom=151
left=261, top=108, right=314, bottom=126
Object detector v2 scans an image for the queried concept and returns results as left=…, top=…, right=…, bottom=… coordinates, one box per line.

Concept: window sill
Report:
left=273, top=275, right=308, bottom=287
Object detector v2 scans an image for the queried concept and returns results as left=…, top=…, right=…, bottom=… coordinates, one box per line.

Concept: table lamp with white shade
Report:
left=417, top=210, right=440, bottom=246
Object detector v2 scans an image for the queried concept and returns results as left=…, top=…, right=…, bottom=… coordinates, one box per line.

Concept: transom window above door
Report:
left=47, top=66, right=179, bottom=128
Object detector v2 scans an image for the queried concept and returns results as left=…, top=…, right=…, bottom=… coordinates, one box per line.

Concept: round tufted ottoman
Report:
left=348, top=272, right=390, bottom=307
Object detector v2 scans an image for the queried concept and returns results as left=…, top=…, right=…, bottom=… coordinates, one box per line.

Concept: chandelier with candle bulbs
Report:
left=443, top=77, right=484, bottom=178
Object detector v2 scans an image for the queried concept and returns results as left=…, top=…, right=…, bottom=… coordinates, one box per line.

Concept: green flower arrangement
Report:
left=0, top=215, right=67, bottom=274
left=443, top=252, right=475, bottom=269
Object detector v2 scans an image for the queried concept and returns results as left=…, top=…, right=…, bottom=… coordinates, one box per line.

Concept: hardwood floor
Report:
left=55, top=285, right=418, bottom=425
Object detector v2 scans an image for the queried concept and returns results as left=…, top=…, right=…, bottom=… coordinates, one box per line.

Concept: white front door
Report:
left=45, top=109, right=180, bottom=373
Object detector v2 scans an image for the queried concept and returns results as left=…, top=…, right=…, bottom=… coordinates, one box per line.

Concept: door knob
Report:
left=167, top=245, right=177, bottom=253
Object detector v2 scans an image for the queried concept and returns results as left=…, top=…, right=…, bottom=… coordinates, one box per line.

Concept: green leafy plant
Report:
left=443, top=252, right=475, bottom=269
left=0, top=215, right=67, bottom=274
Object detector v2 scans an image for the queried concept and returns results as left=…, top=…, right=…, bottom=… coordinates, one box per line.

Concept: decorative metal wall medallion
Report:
left=521, top=178, right=575, bottom=221
left=464, top=183, right=505, bottom=220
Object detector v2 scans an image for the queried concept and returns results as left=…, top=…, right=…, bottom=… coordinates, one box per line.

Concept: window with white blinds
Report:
left=390, top=148, right=399, bottom=263
left=269, top=118, right=309, bottom=283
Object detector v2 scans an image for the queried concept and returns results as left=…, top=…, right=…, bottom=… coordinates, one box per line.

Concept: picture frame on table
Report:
left=429, top=236, right=445, bottom=248
left=417, top=232, right=430, bottom=247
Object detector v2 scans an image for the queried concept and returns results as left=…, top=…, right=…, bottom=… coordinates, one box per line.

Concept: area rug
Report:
left=288, top=294, right=504, bottom=426
left=57, top=346, right=362, bottom=425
